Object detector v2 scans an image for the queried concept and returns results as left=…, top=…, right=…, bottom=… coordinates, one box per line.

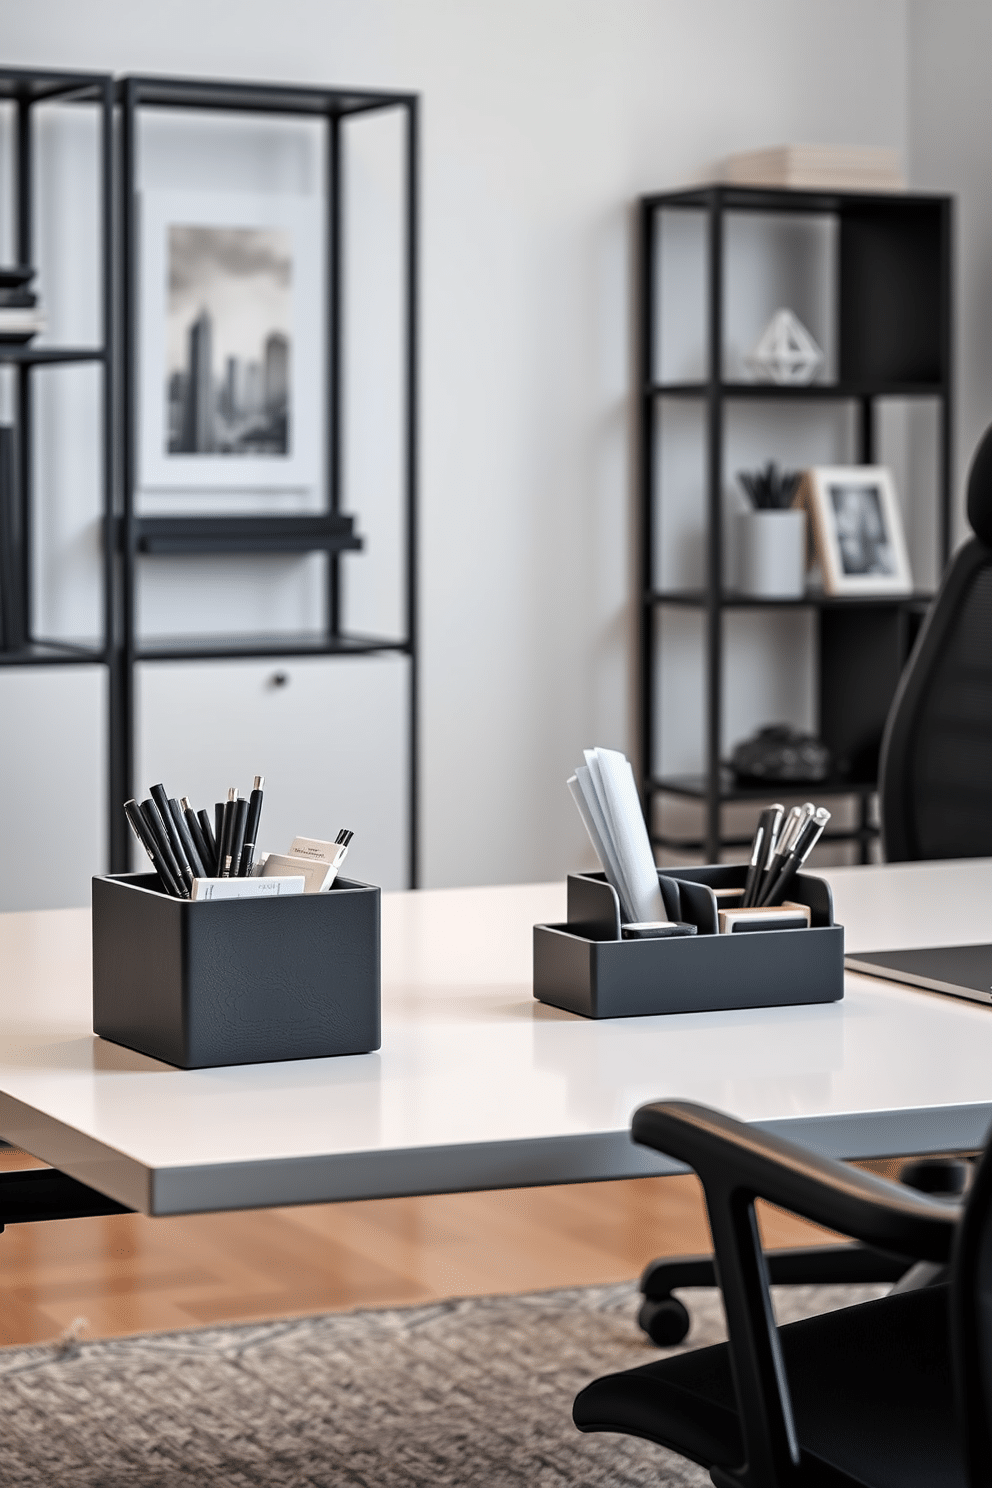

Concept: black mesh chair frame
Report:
left=879, top=532, right=992, bottom=862
left=575, top=1101, right=988, bottom=1488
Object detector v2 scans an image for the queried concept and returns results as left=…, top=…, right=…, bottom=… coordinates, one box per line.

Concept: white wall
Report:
left=2, top=0, right=911, bottom=893
left=908, top=0, right=992, bottom=537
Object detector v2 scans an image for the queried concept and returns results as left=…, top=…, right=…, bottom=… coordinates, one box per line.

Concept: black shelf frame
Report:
left=649, top=588, right=935, bottom=611
left=116, top=74, right=420, bottom=885
left=638, top=183, right=953, bottom=864
left=135, top=631, right=408, bottom=663
left=650, top=379, right=946, bottom=401
left=0, top=68, right=115, bottom=678
left=129, top=513, right=363, bottom=557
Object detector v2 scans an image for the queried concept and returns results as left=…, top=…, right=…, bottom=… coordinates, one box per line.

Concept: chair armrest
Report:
left=633, top=1100, right=959, bottom=1263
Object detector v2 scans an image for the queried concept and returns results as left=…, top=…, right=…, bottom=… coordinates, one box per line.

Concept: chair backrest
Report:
left=879, top=425, right=992, bottom=861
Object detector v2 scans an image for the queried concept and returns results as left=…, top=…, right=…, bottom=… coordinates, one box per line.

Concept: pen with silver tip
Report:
left=744, top=803, right=784, bottom=907
left=218, top=786, right=239, bottom=878
left=742, top=825, right=765, bottom=909
left=167, top=796, right=206, bottom=879
left=240, top=776, right=264, bottom=877
left=757, top=802, right=811, bottom=903
left=228, top=796, right=249, bottom=877
left=759, top=806, right=831, bottom=906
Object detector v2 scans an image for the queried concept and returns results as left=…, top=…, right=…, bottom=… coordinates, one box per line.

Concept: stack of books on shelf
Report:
left=717, top=145, right=904, bottom=193
left=0, top=267, right=46, bottom=344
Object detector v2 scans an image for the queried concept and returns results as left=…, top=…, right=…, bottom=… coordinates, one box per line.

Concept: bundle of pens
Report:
left=124, top=777, right=266, bottom=899
left=124, top=780, right=357, bottom=903
left=741, top=801, right=831, bottom=909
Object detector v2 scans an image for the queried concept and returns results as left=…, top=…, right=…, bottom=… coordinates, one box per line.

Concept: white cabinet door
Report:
left=136, top=654, right=409, bottom=890
left=0, top=666, right=106, bottom=910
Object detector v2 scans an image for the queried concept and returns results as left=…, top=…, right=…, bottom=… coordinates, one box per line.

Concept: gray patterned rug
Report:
left=0, top=1280, right=885, bottom=1486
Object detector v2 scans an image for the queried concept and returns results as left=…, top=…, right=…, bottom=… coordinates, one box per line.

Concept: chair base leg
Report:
left=637, top=1244, right=910, bottom=1347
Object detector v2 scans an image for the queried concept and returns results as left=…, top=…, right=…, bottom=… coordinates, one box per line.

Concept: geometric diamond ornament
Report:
left=745, top=308, right=825, bottom=385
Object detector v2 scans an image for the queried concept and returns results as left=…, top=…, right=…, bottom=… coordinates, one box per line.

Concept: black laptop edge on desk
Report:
left=845, top=944, right=992, bottom=1006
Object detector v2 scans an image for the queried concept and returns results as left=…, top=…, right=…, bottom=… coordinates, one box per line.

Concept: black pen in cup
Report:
left=124, top=799, right=182, bottom=897
left=182, top=798, right=215, bottom=877
left=149, top=783, right=194, bottom=892
left=744, top=802, right=783, bottom=907
left=139, top=798, right=189, bottom=899
left=228, top=797, right=249, bottom=878
left=240, top=775, right=264, bottom=877
left=218, top=787, right=239, bottom=877
left=168, top=796, right=206, bottom=879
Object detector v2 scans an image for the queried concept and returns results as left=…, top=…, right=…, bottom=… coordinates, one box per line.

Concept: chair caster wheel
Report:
left=637, top=1295, right=691, bottom=1346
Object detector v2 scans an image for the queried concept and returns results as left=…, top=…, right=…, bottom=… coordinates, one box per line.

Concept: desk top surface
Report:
left=0, top=859, right=990, bottom=1216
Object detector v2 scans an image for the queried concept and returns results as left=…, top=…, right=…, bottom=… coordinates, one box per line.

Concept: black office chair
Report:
left=878, top=421, right=992, bottom=860
left=574, top=1100, right=987, bottom=1488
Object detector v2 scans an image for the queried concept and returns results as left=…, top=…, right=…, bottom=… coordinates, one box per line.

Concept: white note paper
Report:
left=568, top=748, right=667, bottom=925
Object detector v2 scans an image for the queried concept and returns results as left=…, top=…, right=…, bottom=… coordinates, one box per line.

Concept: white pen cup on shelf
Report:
left=736, top=507, right=807, bottom=599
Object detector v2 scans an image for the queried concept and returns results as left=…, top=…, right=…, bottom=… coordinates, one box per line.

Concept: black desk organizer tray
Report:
left=92, top=872, right=381, bottom=1068
left=533, top=864, right=843, bottom=1019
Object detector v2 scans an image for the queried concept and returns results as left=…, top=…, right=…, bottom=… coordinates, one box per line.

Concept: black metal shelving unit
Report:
left=639, top=183, right=953, bottom=863
left=0, top=67, right=114, bottom=670
left=115, top=74, right=419, bottom=884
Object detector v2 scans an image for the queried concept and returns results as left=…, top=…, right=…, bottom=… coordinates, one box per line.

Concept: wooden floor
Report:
left=0, top=1146, right=849, bottom=1348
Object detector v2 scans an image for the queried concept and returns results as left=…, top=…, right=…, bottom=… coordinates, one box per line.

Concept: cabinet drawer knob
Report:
left=269, top=671, right=290, bottom=688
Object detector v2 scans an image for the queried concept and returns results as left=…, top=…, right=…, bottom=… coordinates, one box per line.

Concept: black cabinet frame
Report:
left=0, top=68, right=419, bottom=889
left=0, top=68, right=115, bottom=671
left=113, top=74, right=420, bottom=885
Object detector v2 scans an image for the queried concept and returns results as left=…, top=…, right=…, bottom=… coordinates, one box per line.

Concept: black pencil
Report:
left=183, top=798, right=215, bottom=877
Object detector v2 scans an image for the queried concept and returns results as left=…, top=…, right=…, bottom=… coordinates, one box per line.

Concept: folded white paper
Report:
left=568, top=748, right=667, bottom=925
left=569, top=768, right=627, bottom=908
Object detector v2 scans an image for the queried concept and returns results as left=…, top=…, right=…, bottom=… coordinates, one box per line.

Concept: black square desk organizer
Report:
left=533, top=865, right=843, bottom=1019
left=92, top=873, right=381, bottom=1068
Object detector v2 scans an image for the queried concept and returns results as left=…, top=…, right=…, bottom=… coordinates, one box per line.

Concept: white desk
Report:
left=0, top=859, right=990, bottom=1217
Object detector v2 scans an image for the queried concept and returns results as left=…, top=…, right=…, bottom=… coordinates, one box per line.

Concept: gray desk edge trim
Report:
left=0, top=1092, right=153, bottom=1214
left=2, top=1096, right=990, bottom=1217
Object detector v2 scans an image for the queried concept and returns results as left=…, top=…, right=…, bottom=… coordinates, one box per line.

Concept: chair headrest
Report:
left=966, top=422, right=992, bottom=546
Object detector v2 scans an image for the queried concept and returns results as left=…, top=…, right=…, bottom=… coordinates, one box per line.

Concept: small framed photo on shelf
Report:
left=800, top=466, right=913, bottom=595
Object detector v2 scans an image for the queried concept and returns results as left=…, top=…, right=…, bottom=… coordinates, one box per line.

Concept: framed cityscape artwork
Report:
left=139, top=190, right=323, bottom=492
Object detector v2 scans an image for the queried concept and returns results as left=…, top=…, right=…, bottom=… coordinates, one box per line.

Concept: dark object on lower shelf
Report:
left=0, top=265, right=34, bottom=291
left=532, top=866, right=843, bottom=1019
left=730, top=723, right=832, bottom=784
left=92, top=872, right=381, bottom=1068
